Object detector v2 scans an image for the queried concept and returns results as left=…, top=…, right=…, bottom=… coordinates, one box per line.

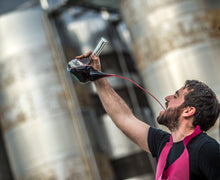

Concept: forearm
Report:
left=94, top=78, right=133, bottom=121
left=94, top=78, right=150, bottom=151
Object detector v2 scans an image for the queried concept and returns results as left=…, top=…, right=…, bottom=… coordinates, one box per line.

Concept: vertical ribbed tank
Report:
left=0, top=6, right=98, bottom=179
left=120, top=0, right=220, bottom=139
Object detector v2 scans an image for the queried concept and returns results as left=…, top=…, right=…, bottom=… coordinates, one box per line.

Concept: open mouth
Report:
left=160, top=110, right=165, bottom=116
left=165, top=102, right=168, bottom=109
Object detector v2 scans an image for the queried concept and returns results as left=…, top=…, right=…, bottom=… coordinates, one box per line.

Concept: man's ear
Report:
left=182, top=106, right=196, bottom=118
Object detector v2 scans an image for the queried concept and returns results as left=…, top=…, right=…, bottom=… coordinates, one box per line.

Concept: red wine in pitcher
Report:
left=70, top=65, right=110, bottom=83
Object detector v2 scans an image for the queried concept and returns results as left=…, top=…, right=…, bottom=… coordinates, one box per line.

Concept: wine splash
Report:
left=69, top=65, right=165, bottom=110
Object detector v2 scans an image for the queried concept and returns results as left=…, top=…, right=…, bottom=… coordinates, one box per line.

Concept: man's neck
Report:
left=171, top=125, right=195, bottom=142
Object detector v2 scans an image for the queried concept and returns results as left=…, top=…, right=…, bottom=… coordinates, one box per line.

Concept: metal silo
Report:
left=0, top=6, right=99, bottom=180
left=120, top=0, right=220, bottom=140
left=51, top=7, right=156, bottom=179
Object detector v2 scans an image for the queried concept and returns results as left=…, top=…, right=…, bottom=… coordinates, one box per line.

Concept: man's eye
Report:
left=174, top=95, right=177, bottom=99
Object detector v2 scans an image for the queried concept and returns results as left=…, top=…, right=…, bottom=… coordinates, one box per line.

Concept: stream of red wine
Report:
left=69, top=65, right=165, bottom=110
left=105, top=74, right=166, bottom=110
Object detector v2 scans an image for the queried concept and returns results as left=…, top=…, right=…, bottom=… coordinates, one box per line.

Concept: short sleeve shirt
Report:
left=148, top=127, right=220, bottom=180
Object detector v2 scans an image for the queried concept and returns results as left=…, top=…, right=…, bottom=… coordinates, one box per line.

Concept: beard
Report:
left=157, top=105, right=183, bottom=131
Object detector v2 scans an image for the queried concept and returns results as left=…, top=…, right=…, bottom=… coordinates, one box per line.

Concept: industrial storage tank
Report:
left=0, top=6, right=99, bottom=180
left=120, top=0, right=220, bottom=140
left=52, top=7, right=156, bottom=179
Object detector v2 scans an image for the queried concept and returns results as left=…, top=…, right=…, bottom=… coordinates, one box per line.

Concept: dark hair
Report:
left=182, top=80, right=220, bottom=131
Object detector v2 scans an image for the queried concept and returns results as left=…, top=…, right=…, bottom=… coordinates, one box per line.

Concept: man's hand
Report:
left=75, top=51, right=101, bottom=72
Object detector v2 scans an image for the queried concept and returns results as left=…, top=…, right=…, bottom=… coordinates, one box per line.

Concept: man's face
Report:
left=157, top=87, right=188, bottom=131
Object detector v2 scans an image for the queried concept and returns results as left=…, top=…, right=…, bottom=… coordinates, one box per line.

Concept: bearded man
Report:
left=76, top=52, right=220, bottom=180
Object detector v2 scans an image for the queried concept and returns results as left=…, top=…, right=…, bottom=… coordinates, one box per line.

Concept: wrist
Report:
left=94, top=77, right=107, bottom=86
left=94, top=78, right=112, bottom=92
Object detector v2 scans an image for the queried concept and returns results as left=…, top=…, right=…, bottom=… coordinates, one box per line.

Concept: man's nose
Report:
left=165, top=95, right=171, bottom=102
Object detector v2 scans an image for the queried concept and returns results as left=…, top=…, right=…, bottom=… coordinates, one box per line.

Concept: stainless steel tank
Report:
left=0, top=6, right=99, bottom=179
left=53, top=8, right=156, bottom=179
left=101, top=114, right=141, bottom=159
left=120, top=0, right=220, bottom=140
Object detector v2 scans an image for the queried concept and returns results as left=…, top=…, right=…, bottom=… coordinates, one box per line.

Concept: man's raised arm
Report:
left=79, top=52, right=151, bottom=152
left=94, top=77, right=150, bottom=152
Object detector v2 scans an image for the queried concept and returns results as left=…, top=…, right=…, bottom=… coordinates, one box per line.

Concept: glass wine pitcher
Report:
left=67, top=37, right=109, bottom=72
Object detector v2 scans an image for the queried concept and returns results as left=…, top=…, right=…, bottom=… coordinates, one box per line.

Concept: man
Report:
left=75, top=51, right=220, bottom=180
